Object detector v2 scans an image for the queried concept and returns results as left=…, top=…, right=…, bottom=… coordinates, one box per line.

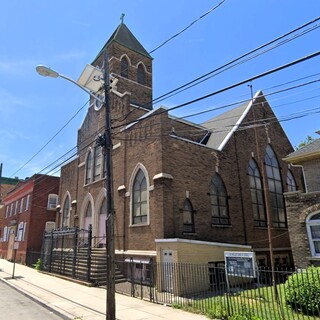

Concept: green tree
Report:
left=295, top=135, right=316, bottom=150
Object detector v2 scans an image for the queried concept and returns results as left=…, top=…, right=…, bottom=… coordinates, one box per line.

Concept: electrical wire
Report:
left=149, top=0, right=226, bottom=54
left=111, top=51, right=320, bottom=132
left=151, top=17, right=320, bottom=105
left=9, top=17, right=319, bottom=179
left=9, top=99, right=91, bottom=178
left=114, top=17, right=320, bottom=123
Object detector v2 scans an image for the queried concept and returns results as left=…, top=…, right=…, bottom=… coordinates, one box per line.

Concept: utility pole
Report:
left=102, top=50, right=115, bottom=320
left=249, top=85, right=277, bottom=299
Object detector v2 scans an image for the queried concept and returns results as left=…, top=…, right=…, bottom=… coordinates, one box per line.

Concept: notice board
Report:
left=224, top=251, right=256, bottom=278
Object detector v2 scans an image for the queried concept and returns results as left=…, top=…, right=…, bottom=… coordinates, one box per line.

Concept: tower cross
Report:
left=120, top=13, right=125, bottom=24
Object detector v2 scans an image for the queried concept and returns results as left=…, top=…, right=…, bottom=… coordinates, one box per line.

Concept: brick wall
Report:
left=285, top=190, right=320, bottom=268
left=303, top=159, right=320, bottom=192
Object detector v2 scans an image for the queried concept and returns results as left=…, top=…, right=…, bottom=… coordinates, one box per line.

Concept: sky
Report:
left=0, top=0, right=319, bottom=179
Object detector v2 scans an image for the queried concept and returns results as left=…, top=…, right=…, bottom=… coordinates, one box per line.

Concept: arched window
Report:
left=265, top=145, right=286, bottom=228
left=307, top=212, right=320, bottom=256
left=85, top=150, right=92, bottom=185
left=84, top=201, right=93, bottom=231
left=85, top=202, right=92, bottom=217
left=132, top=169, right=148, bottom=225
left=287, top=169, right=297, bottom=192
left=93, top=145, right=102, bottom=181
left=183, top=199, right=195, bottom=233
left=137, top=64, right=146, bottom=85
left=210, top=174, right=230, bottom=225
left=248, top=159, right=266, bottom=227
left=3, top=226, right=8, bottom=241
left=62, top=194, right=70, bottom=228
left=121, top=57, right=129, bottom=78
left=98, top=197, right=107, bottom=245
left=100, top=198, right=107, bottom=215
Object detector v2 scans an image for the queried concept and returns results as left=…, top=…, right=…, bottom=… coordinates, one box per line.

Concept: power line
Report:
left=111, top=51, right=320, bottom=131
left=14, top=62, right=319, bottom=182
left=115, top=17, right=320, bottom=124
left=149, top=0, right=226, bottom=54
left=10, top=19, right=319, bottom=179
left=151, top=17, right=320, bottom=105
left=183, top=78, right=320, bottom=123
left=9, top=99, right=90, bottom=178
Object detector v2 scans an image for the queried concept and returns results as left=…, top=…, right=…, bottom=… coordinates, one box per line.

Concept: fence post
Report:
left=72, top=227, right=78, bottom=279
left=60, top=233, right=64, bottom=274
left=130, top=257, right=134, bottom=297
left=87, top=224, right=92, bottom=282
left=149, top=258, right=154, bottom=302
left=48, top=230, right=54, bottom=272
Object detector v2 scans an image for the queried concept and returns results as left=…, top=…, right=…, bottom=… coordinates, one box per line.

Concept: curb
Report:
left=0, top=277, right=72, bottom=320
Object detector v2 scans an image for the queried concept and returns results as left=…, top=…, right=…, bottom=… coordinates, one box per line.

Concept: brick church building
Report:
left=56, top=22, right=300, bottom=270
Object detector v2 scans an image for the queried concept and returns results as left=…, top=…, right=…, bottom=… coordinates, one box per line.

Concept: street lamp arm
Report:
left=59, top=73, right=104, bottom=103
left=36, top=65, right=104, bottom=103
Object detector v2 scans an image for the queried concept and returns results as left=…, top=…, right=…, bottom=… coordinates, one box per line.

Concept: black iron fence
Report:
left=115, top=260, right=320, bottom=320
left=37, top=231, right=320, bottom=319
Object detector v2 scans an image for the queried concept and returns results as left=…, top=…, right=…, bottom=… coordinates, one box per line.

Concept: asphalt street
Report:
left=0, top=279, right=63, bottom=319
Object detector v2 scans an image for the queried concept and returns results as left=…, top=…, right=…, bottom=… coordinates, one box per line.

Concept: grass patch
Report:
left=173, top=284, right=320, bottom=319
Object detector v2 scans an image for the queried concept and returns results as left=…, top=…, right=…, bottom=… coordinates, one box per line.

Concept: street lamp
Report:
left=36, top=65, right=104, bottom=103
left=36, top=52, right=116, bottom=320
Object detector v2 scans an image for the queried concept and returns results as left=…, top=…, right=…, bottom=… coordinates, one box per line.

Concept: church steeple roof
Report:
left=94, top=22, right=152, bottom=62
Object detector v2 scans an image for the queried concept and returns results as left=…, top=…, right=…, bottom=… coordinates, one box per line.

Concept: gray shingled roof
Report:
left=94, top=23, right=152, bottom=62
left=201, top=101, right=251, bottom=150
left=285, top=138, right=320, bottom=159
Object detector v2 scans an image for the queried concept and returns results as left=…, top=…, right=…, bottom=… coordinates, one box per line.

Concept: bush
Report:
left=228, top=304, right=261, bottom=320
left=33, top=258, right=43, bottom=271
left=285, top=266, right=320, bottom=315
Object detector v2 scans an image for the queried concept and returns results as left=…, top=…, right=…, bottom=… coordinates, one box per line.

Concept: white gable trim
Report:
left=217, top=90, right=262, bottom=151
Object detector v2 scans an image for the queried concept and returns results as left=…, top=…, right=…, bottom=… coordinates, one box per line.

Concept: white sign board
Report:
left=14, top=242, right=19, bottom=250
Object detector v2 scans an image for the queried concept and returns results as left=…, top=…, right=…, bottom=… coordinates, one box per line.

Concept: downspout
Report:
left=290, top=163, right=307, bottom=193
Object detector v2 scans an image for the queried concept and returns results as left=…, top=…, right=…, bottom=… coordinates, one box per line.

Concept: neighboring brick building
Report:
left=0, top=167, right=21, bottom=243
left=57, top=22, right=300, bottom=273
left=284, top=137, right=320, bottom=268
left=0, top=174, right=59, bottom=264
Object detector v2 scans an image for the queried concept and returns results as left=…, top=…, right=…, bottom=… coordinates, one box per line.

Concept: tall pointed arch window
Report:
left=85, top=202, right=92, bottom=217
left=248, top=159, right=266, bottom=227
left=137, top=64, right=146, bottom=85
left=98, top=197, right=107, bottom=245
left=84, top=201, right=93, bottom=231
left=121, top=57, right=129, bottom=78
left=265, top=145, right=286, bottom=228
left=100, top=198, right=107, bottom=215
left=287, top=169, right=297, bottom=192
left=307, top=212, right=320, bottom=256
left=85, top=150, right=92, bottom=185
left=210, top=174, right=230, bottom=226
left=93, top=145, right=102, bottom=181
left=62, top=194, right=70, bottom=228
left=183, top=199, right=195, bottom=233
left=132, top=169, right=148, bottom=225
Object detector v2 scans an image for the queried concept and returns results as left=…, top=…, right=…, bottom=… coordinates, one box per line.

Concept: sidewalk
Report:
left=0, top=259, right=209, bottom=320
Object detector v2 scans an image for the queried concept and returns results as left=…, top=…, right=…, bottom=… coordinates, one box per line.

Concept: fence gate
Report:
left=41, top=227, right=92, bottom=282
